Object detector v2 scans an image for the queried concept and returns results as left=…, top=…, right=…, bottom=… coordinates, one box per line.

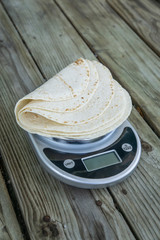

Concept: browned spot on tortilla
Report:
left=73, top=94, right=77, bottom=97
left=74, top=121, right=77, bottom=123
left=74, top=58, right=84, bottom=65
left=64, top=121, right=68, bottom=123
left=58, top=75, right=74, bottom=94
left=81, top=97, right=84, bottom=99
left=65, top=109, right=69, bottom=111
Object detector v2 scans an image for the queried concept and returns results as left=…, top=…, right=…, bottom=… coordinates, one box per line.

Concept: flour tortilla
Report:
left=19, top=60, right=99, bottom=113
left=43, top=87, right=132, bottom=139
left=18, top=61, right=114, bottom=125
left=15, top=58, right=90, bottom=116
left=15, top=59, right=132, bottom=139
left=18, top=81, right=131, bottom=139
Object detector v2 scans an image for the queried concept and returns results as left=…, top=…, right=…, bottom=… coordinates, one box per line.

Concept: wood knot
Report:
left=95, top=200, right=102, bottom=206
left=41, top=222, right=59, bottom=237
left=141, top=140, right=152, bottom=153
left=42, top=227, right=49, bottom=236
left=121, top=188, right=127, bottom=195
left=48, top=222, right=57, bottom=231
left=43, top=215, right=51, bottom=222
left=48, top=223, right=59, bottom=237
left=52, top=227, right=59, bottom=237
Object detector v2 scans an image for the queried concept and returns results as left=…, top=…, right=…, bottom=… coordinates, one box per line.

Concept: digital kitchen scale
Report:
left=28, top=120, right=141, bottom=189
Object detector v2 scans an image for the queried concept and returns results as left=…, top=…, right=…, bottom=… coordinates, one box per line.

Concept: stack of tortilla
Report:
left=15, top=58, right=132, bottom=139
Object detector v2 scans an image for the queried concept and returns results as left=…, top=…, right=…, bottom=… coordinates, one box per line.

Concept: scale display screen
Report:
left=82, top=150, right=121, bottom=172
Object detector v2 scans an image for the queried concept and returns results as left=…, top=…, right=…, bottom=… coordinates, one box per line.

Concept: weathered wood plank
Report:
left=0, top=170, right=24, bottom=240
left=1, top=0, right=94, bottom=78
left=2, top=0, right=160, bottom=239
left=93, top=108, right=160, bottom=240
left=1, top=0, right=159, bottom=239
left=0, top=3, right=135, bottom=240
left=107, top=0, right=160, bottom=56
left=62, top=185, right=135, bottom=240
left=54, top=0, right=160, bottom=136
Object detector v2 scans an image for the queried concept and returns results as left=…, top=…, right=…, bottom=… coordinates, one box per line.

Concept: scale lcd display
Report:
left=82, top=151, right=121, bottom=172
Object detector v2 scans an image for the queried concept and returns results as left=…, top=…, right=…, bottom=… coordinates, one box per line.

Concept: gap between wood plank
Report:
left=0, top=152, right=31, bottom=240
left=0, top=2, right=138, bottom=238
left=0, top=6, right=34, bottom=235
left=107, top=188, right=140, bottom=240
left=106, top=0, right=160, bottom=57
left=54, top=0, right=160, bottom=139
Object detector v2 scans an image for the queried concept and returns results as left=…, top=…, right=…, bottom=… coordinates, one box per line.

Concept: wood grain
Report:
left=1, top=0, right=160, bottom=239
left=107, top=0, right=160, bottom=56
left=2, top=0, right=160, bottom=239
left=0, top=171, right=24, bottom=240
left=0, top=3, right=135, bottom=240
left=94, top=108, right=160, bottom=240
left=63, top=185, right=135, bottom=240
left=2, top=0, right=95, bottom=79
left=55, top=0, right=160, bottom=136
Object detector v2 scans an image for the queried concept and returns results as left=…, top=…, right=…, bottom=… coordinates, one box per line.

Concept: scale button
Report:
left=63, top=159, right=75, bottom=169
left=122, top=143, right=133, bottom=152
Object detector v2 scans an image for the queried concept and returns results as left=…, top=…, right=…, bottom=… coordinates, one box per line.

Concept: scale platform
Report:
left=28, top=121, right=141, bottom=189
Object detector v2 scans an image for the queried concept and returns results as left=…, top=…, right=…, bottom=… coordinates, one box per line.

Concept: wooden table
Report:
left=0, top=0, right=160, bottom=239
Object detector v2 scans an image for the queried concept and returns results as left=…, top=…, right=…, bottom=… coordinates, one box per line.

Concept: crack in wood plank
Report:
left=0, top=168, right=24, bottom=240
left=0, top=153, right=31, bottom=240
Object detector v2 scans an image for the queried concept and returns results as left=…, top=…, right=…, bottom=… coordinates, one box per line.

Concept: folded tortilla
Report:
left=15, top=58, right=132, bottom=139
